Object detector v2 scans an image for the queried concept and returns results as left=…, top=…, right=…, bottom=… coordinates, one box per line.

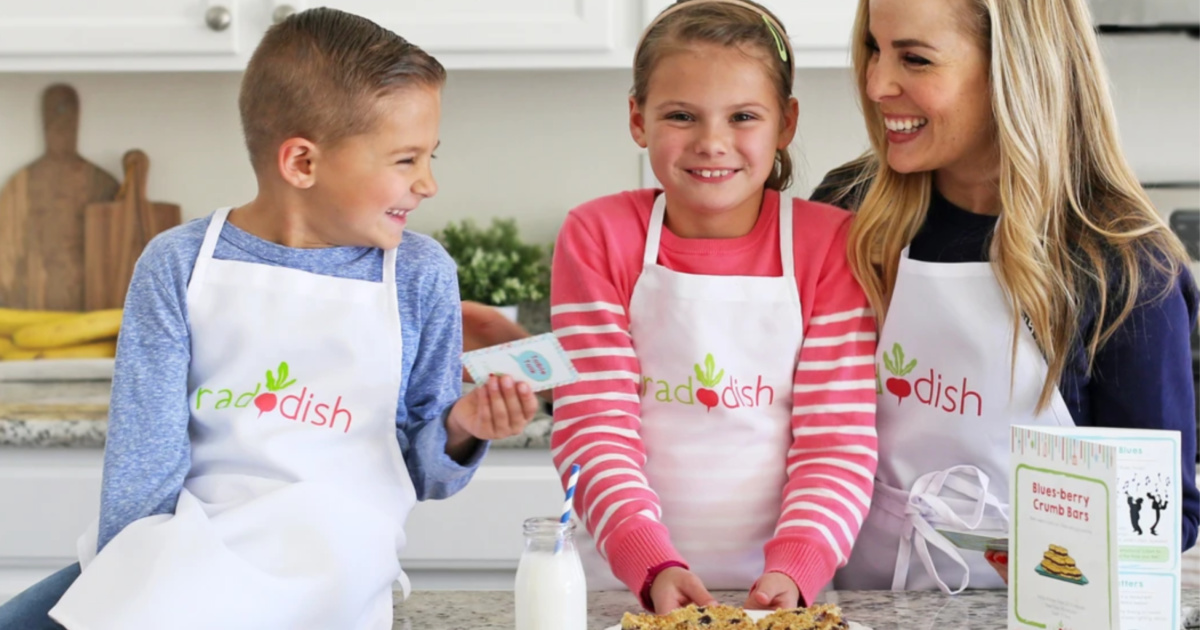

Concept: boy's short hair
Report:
left=239, top=7, right=446, bottom=171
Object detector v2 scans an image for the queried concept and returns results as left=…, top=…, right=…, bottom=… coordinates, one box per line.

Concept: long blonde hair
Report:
left=845, top=0, right=1192, bottom=409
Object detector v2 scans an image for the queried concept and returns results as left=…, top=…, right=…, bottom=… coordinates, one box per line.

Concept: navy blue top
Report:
left=813, top=174, right=1200, bottom=551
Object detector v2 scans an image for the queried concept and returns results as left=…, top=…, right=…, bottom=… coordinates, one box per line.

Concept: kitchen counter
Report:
left=393, top=589, right=1200, bottom=629
left=0, top=380, right=552, bottom=449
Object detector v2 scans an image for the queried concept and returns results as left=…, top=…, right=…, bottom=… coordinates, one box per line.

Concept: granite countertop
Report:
left=0, top=380, right=552, bottom=449
left=393, top=589, right=1200, bottom=629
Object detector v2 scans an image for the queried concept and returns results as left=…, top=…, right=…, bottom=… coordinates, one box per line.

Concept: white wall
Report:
left=0, top=35, right=1195, bottom=246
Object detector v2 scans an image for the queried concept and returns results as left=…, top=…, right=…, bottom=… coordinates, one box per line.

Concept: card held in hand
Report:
left=461, top=333, right=580, bottom=393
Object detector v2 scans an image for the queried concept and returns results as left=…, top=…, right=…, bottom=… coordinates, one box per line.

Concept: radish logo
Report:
left=692, top=353, right=724, bottom=412
left=881, top=343, right=917, bottom=404
left=640, top=353, right=774, bottom=411
left=194, top=361, right=357, bottom=433
left=876, top=343, right=984, bottom=416
left=255, top=361, right=296, bottom=416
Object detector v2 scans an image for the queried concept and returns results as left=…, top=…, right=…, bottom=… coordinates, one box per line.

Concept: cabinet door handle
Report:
left=273, top=4, right=297, bottom=24
left=205, top=5, right=233, bottom=32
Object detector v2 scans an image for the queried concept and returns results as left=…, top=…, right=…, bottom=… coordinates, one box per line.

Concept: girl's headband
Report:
left=635, top=0, right=794, bottom=64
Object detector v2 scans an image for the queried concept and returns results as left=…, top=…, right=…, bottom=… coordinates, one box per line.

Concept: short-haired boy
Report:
left=0, top=8, right=537, bottom=629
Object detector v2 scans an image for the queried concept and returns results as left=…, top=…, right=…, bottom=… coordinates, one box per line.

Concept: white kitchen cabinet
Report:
left=317, top=0, right=619, bottom=53
left=641, top=0, right=856, bottom=67
left=0, top=0, right=854, bottom=71
left=0, top=0, right=250, bottom=71
left=0, top=446, right=561, bottom=600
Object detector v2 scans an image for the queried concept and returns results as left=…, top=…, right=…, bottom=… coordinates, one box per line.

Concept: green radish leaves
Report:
left=264, top=361, right=297, bottom=392
left=692, top=353, right=724, bottom=388
left=882, top=343, right=917, bottom=377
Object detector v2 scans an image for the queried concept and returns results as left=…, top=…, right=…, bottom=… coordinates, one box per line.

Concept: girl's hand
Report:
left=984, top=549, right=1009, bottom=585
left=743, top=571, right=800, bottom=610
left=447, top=375, right=539, bottom=443
left=650, top=567, right=718, bottom=614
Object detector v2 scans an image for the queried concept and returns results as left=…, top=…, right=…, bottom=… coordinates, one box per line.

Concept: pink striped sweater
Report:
left=549, top=189, right=878, bottom=605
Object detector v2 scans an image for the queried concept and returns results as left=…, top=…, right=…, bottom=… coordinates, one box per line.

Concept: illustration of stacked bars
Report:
left=1034, top=544, right=1088, bottom=585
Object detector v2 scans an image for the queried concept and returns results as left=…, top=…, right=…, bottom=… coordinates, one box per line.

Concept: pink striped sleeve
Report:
left=549, top=209, right=683, bottom=594
left=763, top=214, right=878, bottom=605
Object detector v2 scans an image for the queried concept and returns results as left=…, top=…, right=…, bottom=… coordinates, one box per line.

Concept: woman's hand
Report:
left=984, top=549, right=1009, bottom=585
left=650, top=567, right=718, bottom=614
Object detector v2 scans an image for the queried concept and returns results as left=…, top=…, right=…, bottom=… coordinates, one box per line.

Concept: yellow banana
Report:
left=0, top=336, right=13, bottom=355
left=0, top=339, right=117, bottom=360
left=0, top=308, right=77, bottom=335
left=13, top=309, right=123, bottom=349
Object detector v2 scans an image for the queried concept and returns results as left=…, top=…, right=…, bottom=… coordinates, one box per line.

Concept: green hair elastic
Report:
left=762, top=14, right=789, bottom=63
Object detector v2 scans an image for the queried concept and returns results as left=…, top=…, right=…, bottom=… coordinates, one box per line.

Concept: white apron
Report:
left=51, top=208, right=416, bottom=630
left=579, top=192, right=805, bottom=590
left=835, top=247, right=1073, bottom=594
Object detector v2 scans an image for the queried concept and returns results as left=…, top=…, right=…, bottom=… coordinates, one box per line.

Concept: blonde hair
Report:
left=845, top=0, right=1192, bottom=409
left=632, top=0, right=796, bottom=190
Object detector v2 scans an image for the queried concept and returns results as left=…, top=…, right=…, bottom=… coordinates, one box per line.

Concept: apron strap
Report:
left=779, top=194, right=795, bottom=279
left=187, top=207, right=233, bottom=303
left=643, top=193, right=667, bottom=269
left=382, top=247, right=397, bottom=289
left=886, top=465, right=1009, bottom=594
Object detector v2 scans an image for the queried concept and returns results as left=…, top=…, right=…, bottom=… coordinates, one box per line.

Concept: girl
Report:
left=812, top=0, right=1198, bottom=593
left=550, top=0, right=879, bottom=614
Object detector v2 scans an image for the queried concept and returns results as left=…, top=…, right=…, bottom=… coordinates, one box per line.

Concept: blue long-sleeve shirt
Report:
left=813, top=174, right=1200, bottom=551
left=98, top=213, right=482, bottom=553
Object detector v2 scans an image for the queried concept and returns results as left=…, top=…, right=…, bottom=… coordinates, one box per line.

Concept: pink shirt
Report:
left=549, top=189, right=878, bottom=604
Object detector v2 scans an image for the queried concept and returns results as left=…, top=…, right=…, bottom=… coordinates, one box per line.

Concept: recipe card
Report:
left=461, top=333, right=579, bottom=393
left=1009, top=425, right=1182, bottom=630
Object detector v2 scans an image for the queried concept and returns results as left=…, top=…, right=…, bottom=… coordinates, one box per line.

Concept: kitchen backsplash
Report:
left=0, top=36, right=1195, bottom=246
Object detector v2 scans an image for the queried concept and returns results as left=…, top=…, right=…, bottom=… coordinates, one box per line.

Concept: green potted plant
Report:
left=434, top=218, right=551, bottom=321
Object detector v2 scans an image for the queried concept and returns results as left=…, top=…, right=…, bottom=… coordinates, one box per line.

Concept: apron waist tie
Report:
left=877, top=466, right=1009, bottom=594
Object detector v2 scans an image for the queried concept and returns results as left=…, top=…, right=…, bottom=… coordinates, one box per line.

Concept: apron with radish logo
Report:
left=578, top=192, right=805, bottom=590
left=51, top=207, right=415, bottom=630
left=835, top=247, right=1073, bottom=594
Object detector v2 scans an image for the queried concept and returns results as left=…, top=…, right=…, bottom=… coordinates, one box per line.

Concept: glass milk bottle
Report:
left=514, top=517, right=587, bottom=630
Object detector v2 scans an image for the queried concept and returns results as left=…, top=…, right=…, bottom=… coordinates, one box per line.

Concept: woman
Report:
left=813, top=0, right=1199, bottom=593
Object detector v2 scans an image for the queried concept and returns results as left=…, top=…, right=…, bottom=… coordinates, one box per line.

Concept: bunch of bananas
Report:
left=0, top=308, right=122, bottom=360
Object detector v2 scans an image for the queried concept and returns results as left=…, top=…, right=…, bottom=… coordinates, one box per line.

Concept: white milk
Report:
left=514, top=549, right=587, bottom=630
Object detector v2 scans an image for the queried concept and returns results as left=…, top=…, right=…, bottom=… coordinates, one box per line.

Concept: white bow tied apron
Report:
left=835, top=247, right=1073, bottom=594
left=51, top=208, right=416, bottom=630
left=577, top=192, right=805, bottom=590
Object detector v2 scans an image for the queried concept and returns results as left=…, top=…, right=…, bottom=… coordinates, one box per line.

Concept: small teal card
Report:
left=461, top=333, right=579, bottom=393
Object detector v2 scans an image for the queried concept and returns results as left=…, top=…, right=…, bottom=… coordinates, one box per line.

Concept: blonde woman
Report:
left=812, top=0, right=1198, bottom=592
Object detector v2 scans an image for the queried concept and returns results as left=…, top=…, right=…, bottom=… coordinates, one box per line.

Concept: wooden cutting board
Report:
left=0, top=84, right=120, bottom=311
left=84, top=149, right=182, bottom=310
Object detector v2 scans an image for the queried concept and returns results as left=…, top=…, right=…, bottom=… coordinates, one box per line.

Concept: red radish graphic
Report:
left=881, top=343, right=918, bottom=404
left=254, top=393, right=276, bottom=416
left=254, top=361, right=297, bottom=417
left=692, top=353, right=725, bottom=412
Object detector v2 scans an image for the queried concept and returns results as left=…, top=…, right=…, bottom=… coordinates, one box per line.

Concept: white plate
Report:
left=606, top=609, right=872, bottom=630
left=0, top=358, right=114, bottom=381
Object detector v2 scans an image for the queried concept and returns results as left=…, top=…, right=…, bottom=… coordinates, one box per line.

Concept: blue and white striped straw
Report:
left=561, top=464, right=581, bottom=526
left=556, top=464, right=581, bottom=554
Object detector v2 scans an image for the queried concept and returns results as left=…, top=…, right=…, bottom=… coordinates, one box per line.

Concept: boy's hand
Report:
left=446, top=374, right=539, bottom=452
left=650, top=567, right=718, bottom=614
left=743, top=571, right=800, bottom=610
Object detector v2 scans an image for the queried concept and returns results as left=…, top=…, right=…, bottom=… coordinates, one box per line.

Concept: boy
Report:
left=0, top=8, right=538, bottom=630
